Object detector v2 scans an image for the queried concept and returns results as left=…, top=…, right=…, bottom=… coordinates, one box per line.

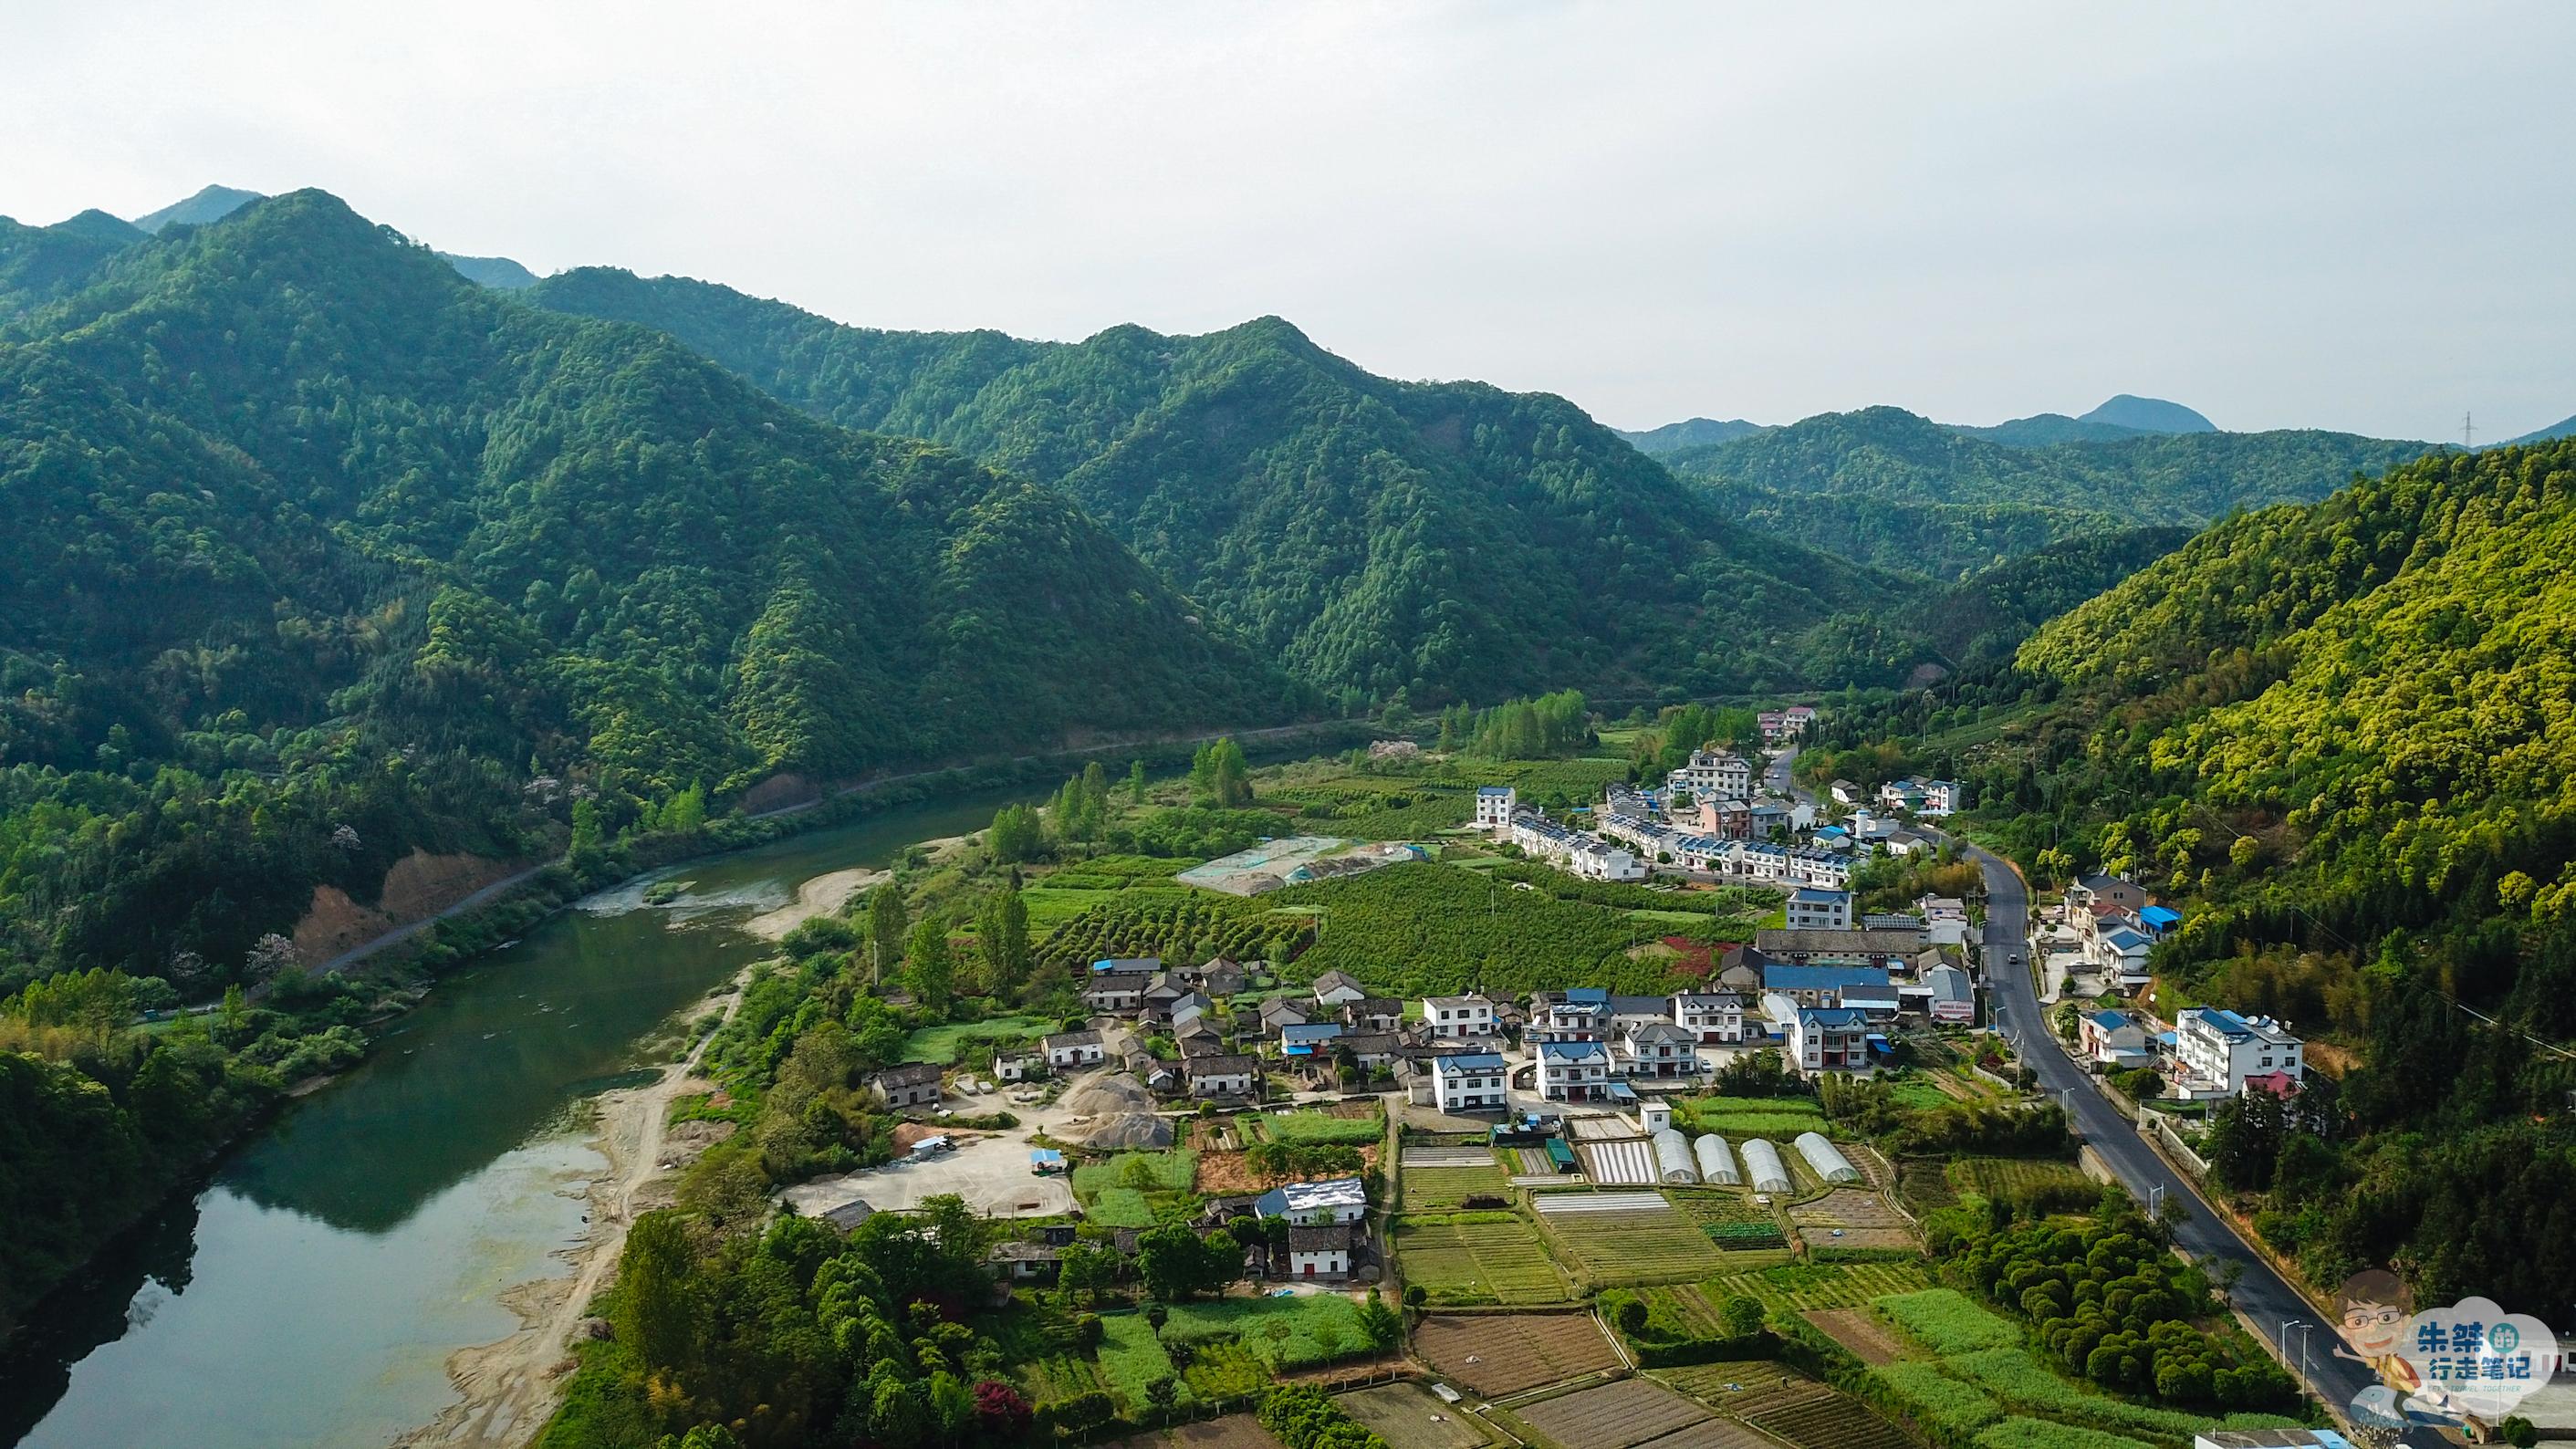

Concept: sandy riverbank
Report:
left=743, top=863, right=887, bottom=940
left=397, top=972, right=748, bottom=1449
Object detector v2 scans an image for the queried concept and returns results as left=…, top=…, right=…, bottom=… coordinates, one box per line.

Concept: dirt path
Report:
left=399, top=973, right=749, bottom=1448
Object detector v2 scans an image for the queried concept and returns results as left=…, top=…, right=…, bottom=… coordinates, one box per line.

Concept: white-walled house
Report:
left=1785, top=888, right=1853, bottom=931
left=2175, top=1009, right=2302, bottom=1096
left=1310, top=970, right=1368, bottom=1006
left=1787, top=1006, right=1872, bottom=1077
left=1256, top=1176, right=1368, bottom=1225
left=1184, top=1053, right=1263, bottom=1099
left=1673, top=989, right=1747, bottom=1043
left=1044, top=1030, right=1106, bottom=1069
left=1430, top=1051, right=1509, bottom=1112
left=996, top=1050, right=1040, bottom=1082
left=869, top=1063, right=944, bottom=1109
left=2081, top=1009, right=2152, bottom=1067
left=1476, top=786, right=1517, bottom=833
left=1286, top=1224, right=1352, bottom=1277
left=1538, top=1038, right=1615, bottom=1101
left=1421, top=994, right=1497, bottom=1038
left=1668, top=748, right=1754, bottom=800
left=1619, top=1020, right=1704, bottom=1079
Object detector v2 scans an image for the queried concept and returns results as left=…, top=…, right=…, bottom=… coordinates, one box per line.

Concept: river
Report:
left=0, top=785, right=1041, bottom=1449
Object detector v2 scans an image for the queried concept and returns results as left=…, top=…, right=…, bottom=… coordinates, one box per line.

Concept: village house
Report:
left=1279, top=1020, right=1344, bottom=1054
left=1538, top=1037, right=1615, bottom=1101
left=1787, top=1006, right=1873, bottom=1076
left=1286, top=1224, right=1352, bottom=1278
left=1430, top=1051, right=1509, bottom=1113
left=1177, top=1021, right=1228, bottom=1057
left=2065, top=873, right=2146, bottom=918
left=1757, top=706, right=1816, bottom=744
left=1784, top=888, right=1854, bottom=931
left=1081, top=972, right=1152, bottom=1015
left=1672, top=989, right=1747, bottom=1043
left=995, top=1050, right=1041, bottom=1082
left=1197, top=958, right=1248, bottom=999
left=1761, top=962, right=1894, bottom=1009
left=1335, top=1031, right=1404, bottom=1071
left=1830, top=779, right=1865, bottom=807
left=1184, top=1053, right=1263, bottom=1099
left=1923, top=964, right=1976, bottom=1024
left=1534, top=987, right=1613, bottom=1042
left=1511, top=808, right=1647, bottom=881
left=1421, top=993, right=1497, bottom=1038
left=986, top=1240, right=1061, bottom=1282
left=1341, top=996, right=1403, bottom=1033
left=1881, top=829, right=1936, bottom=858
left=1618, top=1019, right=1704, bottom=1079
left=1044, top=1029, right=1106, bottom=1070
left=1475, top=785, right=1517, bottom=833
left=1090, top=956, right=1163, bottom=975
left=1310, top=970, right=1368, bottom=1006
left=1668, top=747, right=1754, bottom=800
left=2175, top=1008, right=2302, bottom=1098
left=1696, top=797, right=1757, bottom=839
left=1257, top=996, right=1312, bottom=1035
left=868, top=1062, right=944, bottom=1110
left=1256, top=1176, right=1368, bottom=1225
left=2081, top=1009, right=2153, bottom=1068
left=1755, top=927, right=1923, bottom=972
left=1142, top=985, right=1213, bottom=1027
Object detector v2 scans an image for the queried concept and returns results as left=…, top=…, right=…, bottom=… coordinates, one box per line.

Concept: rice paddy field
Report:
left=1394, top=1213, right=1573, bottom=1306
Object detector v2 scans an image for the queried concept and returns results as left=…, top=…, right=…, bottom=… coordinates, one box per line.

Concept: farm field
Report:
left=899, top=1014, right=1053, bottom=1064
left=1532, top=1193, right=1716, bottom=1286
left=1670, top=1190, right=1788, bottom=1252
left=1871, top=1289, right=2020, bottom=1354
left=1395, top=1213, right=1571, bottom=1306
left=1624, top=1422, right=1774, bottom=1449
left=1745, top=1391, right=1916, bottom=1449
left=1513, top=1379, right=1712, bottom=1449
left=1413, top=1314, right=1622, bottom=1397
left=1108, top=1415, right=1288, bottom=1449
left=1945, top=1157, right=2097, bottom=1211
left=1250, top=1105, right=1384, bottom=1144
left=1710, top=1261, right=1930, bottom=1312
left=1672, top=1096, right=1831, bottom=1141
left=1157, top=1294, right=1378, bottom=1372
left=1401, top=1156, right=1511, bottom=1211
left=1787, top=1188, right=1916, bottom=1252
left=1337, top=1382, right=1496, bottom=1449
left=1804, top=1308, right=1911, bottom=1365
left=1653, top=1360, right=1835, bottom=1422
left=1894, top=1158, right=1958, bottom=1214
left=1635, top=1284, right=1729, bottom=1339
left=1576, top=1139, right=1658, bottom=1185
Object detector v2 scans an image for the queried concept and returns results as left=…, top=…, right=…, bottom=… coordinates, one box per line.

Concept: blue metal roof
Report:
left=1565, top=987, right=1609, bottom=1005
left=2139, top=906, right=2182, bottom=927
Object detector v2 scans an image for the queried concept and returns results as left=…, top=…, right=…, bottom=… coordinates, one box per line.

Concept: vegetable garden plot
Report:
left=1653, top=1361, right=1834, bottom=1421
left=1413, top=1313, right=1622, bottom=1398
left=1578, top=1139, right=1658, bottom=1185
left=1629, top=1422, right=1776, bottom=1449
left=1787, top=1189, right=1917, bottom=1251
left=1402, top=1159, right=1511, bottom=1211
left=1533, top=1194, right=1716, bottom=1287
left=1514, top=1379, right=1712, bottom=1449
left=1338, top=1382, right=1497, bottom=1449
left=1745, top=1392, right=1916, bottom=1449
left=1670, top=1190, right=1789, bottom=1251
left=1394, top=1214, right=1572, bottom=1306
left=1803, top=1308, right=1912, bottom=1365
left=1405, top=1146, right=1505, bottom=1167
left=1709, top=1261, right=1930, bottom=1313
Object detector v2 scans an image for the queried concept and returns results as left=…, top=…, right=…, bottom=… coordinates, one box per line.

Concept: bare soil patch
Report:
left=1515, top=1379, right=1709, bottom=1448
left=1801, top=1308, right=1908, bottom=1366
left=1338, top=1383, right=1494, bottom=1449
left=1413, top=1313, right=1620, bottom=1398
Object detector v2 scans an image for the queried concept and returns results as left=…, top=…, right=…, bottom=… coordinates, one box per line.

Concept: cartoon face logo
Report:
left=2338, top=1269, right=2413, bottom=1358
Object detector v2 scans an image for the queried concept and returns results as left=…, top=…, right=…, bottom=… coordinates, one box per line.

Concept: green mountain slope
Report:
left=0, top=190, right=1288, bottom=989
left=130, top=183, right=263, bottom=233
left=527, top=268, right=1934, bottom=703
left=1882, top=439, right=2576, bottom=1314
left=0, top=209, right=148, bottom=315
left=2081, top=393, right=2215, bottom=433
left=1950, top=412, right=2153, bottom=446
left=1666, top=404, right=2436, bottom=578
left=435, top=252, right=542, bottom=289
left=2503, top=412, right=2576, bottom=445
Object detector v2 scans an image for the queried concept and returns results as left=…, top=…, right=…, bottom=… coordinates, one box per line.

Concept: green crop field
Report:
left=1671, top=1189, right=1790, bottom=1251
left=1159, top=1294, right=1377, bottom=1371
left=1711, top=1261, right=1930, bottom=1312
left=1072, top=1151, right=1198, bottom=1195
left=1400, top=1160, right=1509, bottom=1211
left=1871, top=1362, right=2005, bottom=1435
left=1084, top=1186, right=1159, bottom=1227
left=1393, top=1213, right=1571, bottom=1306
left=1946, top=1158, right=2098, bottom=1211
left=1097, top=1312, right=1184, bottom=1409
left=1251, top=1107, right=1384, bottom=1144
left=1872, top=1289, right=2020, bottom=1353
left=1971, top=1420, right=2155, bottom=1449
left=1674, top=1095, right=1832, bottom=1140
left=1537, top=1196, right=1718, bottom=1287
left=1638, top=1284, right=1734, bottom=1338
left=898, top=1014, right=1053, bottom=1064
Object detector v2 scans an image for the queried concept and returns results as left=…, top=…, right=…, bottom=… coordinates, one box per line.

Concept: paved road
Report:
left=1955, top=835, right=2417, bottom=1441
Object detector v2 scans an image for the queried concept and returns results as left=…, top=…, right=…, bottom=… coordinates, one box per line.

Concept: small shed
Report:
left=1740, top=1138, right=1791, bottom=1194
left=1794, top=1131, right=1862, bottom=1184
left=1652, top=1128, right=1699, bottom=1184
left=1693, top=1133, right=1740, bottom=1186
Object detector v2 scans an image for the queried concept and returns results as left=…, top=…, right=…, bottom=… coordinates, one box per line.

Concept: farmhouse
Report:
left=1286, top=1224, right=1352, bottom=1278
left=868, top=1062, right=944, bottom=1109
left=1184, top=1053, right=1263, bottom=1099
left=1787, top=1006, right=1872, bottom=1076
left=2082, top=1009, right=2152, bottom=1067
left=1256, top=1175, right=1369, bottom=1225
left=1475, top=785, right=1517, bottom=832
left=2065, top=873, right=2146, bottom=917
left=1760, top=962, right=1893, bottom=1008
left=995, top=1050, right=1040, bottom=1082
left=2175, top=1008, right=2302, bottom=1097
left=1754, top=927, right=1923, bottom=970
left=1784, top=888, right=1853, bottom=931
left=1081, top=972, right=1151, bottom=1015
left=1672, top=989, right=1747, bottom=1043
left=1618, top=1019, right=1704, bottom=1079
left=1421, top=993, right=1497, bottom=1038
left=1430, top=1051, right=1509, bottom=1113
left=1538, top=1038, right=1615, bottom=1101
left=1535, top=987, right=1613, bottom=1041
left=1310, top=970, right=1368, bottom=1006
left=1044, top=1030, right=1106, bottom=1069
left=1341, top=996, right=1403, bottom=1032
left=1280, top=1021, right=1345, bottom=1052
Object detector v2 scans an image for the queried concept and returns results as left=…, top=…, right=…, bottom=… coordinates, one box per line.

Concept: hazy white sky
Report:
left=5, top=1, right=2571, bottom=440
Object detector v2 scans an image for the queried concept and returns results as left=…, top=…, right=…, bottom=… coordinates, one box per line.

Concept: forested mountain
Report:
left=1950, top=412, right=2154, bottom=446
left=2503, top=411, right=2576, bottom=445
left=1665, top=404, right=2436, bottom=578
left=1614, top=415, right=1768, bottom=453
left=435, top=252, right=542, bottom=288
left=0, top=209, right=146, bottom=314
left=1859, top=439, right=2576, bottom=1314
left=0, top=190, right=1287, bottom=991
left=2079, top=393, right=2215, bottom=433
left=1913, top=526, right=2195, bottom=670
left=527, top=268, right=1933, bottom=704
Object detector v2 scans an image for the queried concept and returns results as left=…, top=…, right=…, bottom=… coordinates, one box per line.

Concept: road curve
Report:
left=1950, top=834, right=2418, bottom=1443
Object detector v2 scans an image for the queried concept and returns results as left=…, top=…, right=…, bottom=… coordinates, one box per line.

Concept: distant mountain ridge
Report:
left=1615, top=416, right=1767, bottom=453
left=91, top=183, right=549, bottom=289
left=2503, top=412, right=2576, bottom=446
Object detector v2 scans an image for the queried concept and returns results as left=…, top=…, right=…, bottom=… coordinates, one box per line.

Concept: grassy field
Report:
left=1711, top=1262, right=1931, bottom=1313
left=1074, top=1151, right=1199, bottom=1225
left=1673, top=1096, right=1833, bottom=1141
left=899, top=1014, right=1053, bottom=1064
left=1872, top=1289, right=2020, bottom=1353
left=1394, top=1213, right=1571, bottom=1306
left=1399, top=1160, right=1509, bottom=1211
left=1249, top=1107, right=1384, bottom=1144
left=1098, top=1312, right=1185, bottom=1409
left=1536, top=1194, right=1719, bottom=1287
left=1871, top=1362, right=2004, bottom=1434
left=1946, top=1158, right=2097, bottom=1210
left=1339, top=1382, right=1494, bottom=1449
left=1159, top=1294, right=1377, bottom=1371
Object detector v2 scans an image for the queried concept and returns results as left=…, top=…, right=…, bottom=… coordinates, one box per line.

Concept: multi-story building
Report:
left=1538, top=1038, right=1615, bottom=1101
left=1286, top=1224, right=1352, bottom=1277
left=1788, top=1006, right=1872, bottom=1076
left=1430, top=1051, right=1509, bottom=1112
left=1672, top=989, right=1747, bottom=1043
left=1785, top=888, right=1853, bottom=931
left=1475, top=786, right=1517, bottom=833
left=2176, top=1009, right=2303, bottom=1097
left=1534, top=988, right=1612, bottom=1042
left=1421, top=994, right=1497, bottom=1038
left=1618, top=1020, right=1704, bottom=1079
left=1510, top=810, right=1645, bottom=881
left=1668, top=748, right=1754, bottom=800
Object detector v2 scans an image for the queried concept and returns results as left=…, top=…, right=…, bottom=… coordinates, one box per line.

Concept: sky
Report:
left=5, top=1, right=2572, bottom=441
